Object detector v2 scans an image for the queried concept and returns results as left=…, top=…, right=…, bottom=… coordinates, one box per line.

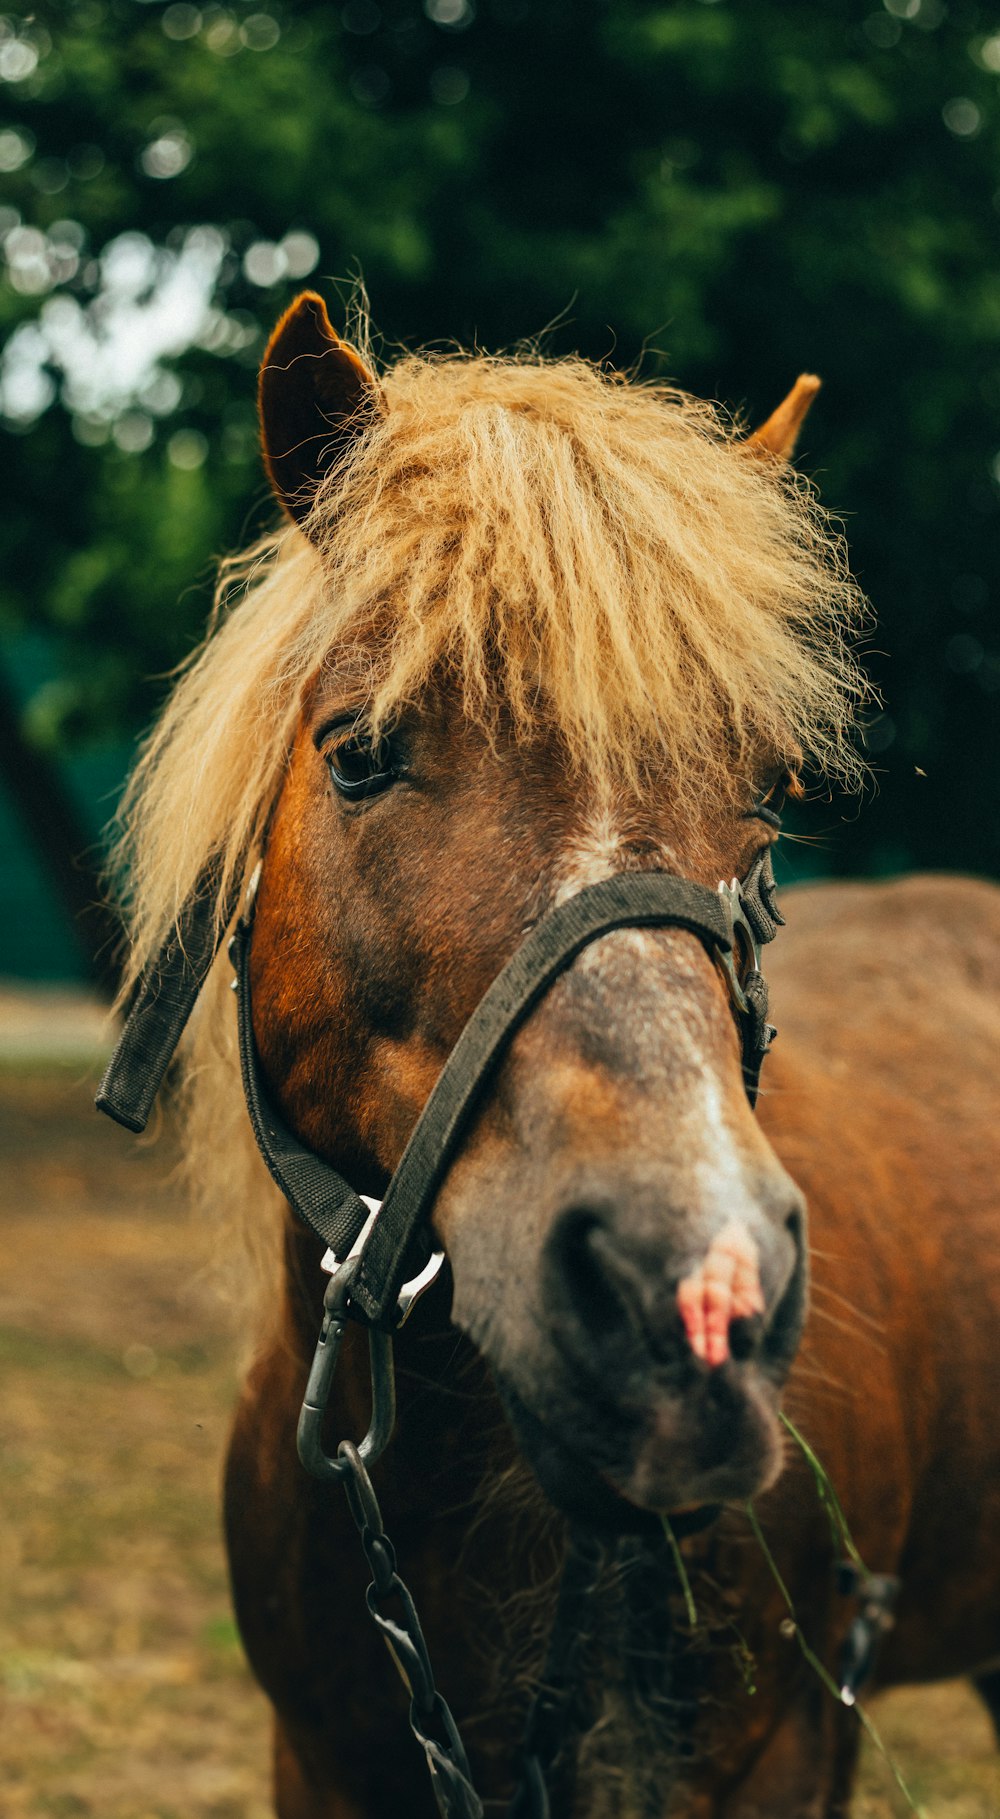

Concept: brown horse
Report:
left=108, top=293, right=1000, bottom=1816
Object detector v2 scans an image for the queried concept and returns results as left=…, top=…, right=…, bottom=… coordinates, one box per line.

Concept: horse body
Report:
left=223, top=866, right=1000, bottom=1816
left=107, top=291, right=1000, bottom=1814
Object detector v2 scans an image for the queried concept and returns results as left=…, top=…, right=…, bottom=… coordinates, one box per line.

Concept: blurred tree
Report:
left=1, top=0, right=998, bottom=980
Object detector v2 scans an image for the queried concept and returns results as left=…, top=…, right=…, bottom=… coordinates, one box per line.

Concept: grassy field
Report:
left=0, top=1028, right=996, bottom=1818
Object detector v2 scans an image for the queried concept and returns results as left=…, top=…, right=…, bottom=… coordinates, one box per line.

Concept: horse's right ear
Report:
left=258, top=290, right=382, bottom=529
left=745, top=373, right=821, bottom=462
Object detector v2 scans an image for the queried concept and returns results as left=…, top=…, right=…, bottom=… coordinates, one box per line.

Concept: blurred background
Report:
left=2, top=0, right=999, bottom=989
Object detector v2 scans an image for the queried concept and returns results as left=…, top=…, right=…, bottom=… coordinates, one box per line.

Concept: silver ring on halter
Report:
left=296, top=1203, right=446, bottom=1483
left=715, top=876, right=763, bottom=1016
left=321, top=1197, right=446, bottom=1326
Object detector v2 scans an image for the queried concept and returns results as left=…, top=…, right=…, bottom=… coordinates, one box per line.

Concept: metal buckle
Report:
left=319, top=1195, right=446, bottom=1328
left=298, top=1200, right=446, bottom=1483
left=715, top=877, right=763, bottom=1016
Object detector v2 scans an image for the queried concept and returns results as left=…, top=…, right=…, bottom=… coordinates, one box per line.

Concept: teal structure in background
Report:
left=3, top=635, right=129, bottom=982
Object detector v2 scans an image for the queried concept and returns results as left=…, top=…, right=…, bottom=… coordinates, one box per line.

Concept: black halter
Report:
left=97, top=851, right=782, bottom=1325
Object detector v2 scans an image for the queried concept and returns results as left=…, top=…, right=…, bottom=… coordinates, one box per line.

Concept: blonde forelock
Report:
left=110, top=340, right=868, bottom=1321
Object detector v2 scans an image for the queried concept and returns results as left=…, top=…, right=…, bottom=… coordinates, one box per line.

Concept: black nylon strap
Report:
left=231, top=918, right=383, bottom=1260
left=351, top=874, right=733, bottom=1326
left=96, top=865, right=233, bottom=1133
left=741, top=969, right=774, bottom=1081
left=740, top=847, right=785, bottom=946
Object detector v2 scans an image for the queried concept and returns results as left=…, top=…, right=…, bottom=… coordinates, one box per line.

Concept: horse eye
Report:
left=748, top=772, right=788, bottom=828
left=750, top=798, right=783, bottom=830
left=327, top=733, right=398, bottom=799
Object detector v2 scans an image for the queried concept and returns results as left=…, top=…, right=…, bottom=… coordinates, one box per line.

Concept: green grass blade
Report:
left=779, top=1411, right=868, bottom=1574
left=746, top=1503, right=924, bottom=1816
left=660, top=1513, right=698, bottom=1630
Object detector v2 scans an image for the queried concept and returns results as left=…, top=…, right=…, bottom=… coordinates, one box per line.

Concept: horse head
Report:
left=225, top=292, right=859, bottom=1531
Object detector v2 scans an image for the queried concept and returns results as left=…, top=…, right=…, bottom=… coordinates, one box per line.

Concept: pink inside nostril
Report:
left=676, top=1221, right=766, bottom=1367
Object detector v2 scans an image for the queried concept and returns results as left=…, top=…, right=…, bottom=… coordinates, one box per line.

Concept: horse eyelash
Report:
left=313, top=711, right=368, bottom=751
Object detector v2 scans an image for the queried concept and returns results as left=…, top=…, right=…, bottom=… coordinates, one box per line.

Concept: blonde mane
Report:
left=112, top=342, right=867, bottom=1313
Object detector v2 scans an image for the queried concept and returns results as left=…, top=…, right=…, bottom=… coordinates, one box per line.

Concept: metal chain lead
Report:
left=337, top=1440, right=485, bottom=1819
left=336, top=1440, right=592, bottom=1819
left=296, top=1263, right=578, bottom=1817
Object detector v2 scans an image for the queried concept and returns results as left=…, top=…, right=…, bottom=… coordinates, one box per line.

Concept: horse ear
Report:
left=745, top=373, right=821, bottom=461
left=258, top=290, right=382, bottom=528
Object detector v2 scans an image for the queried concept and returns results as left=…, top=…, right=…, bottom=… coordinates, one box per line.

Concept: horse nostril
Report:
left=728, top=1313, right=765, bottom=1363
left=764, top=1200, right=809, bottom=1365
left=544, top=1204, right=638, bottom=1347
left=545, top=1199, right=807, bottom=1373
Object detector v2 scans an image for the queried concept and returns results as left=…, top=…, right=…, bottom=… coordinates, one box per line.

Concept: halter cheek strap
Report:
left=97, top=852, right=782, bottom=1328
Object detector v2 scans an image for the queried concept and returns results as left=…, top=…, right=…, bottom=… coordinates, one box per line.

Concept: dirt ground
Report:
left=0, top=998, right=997, bottom=1818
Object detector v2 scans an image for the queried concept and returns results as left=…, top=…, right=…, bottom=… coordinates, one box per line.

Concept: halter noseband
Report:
left=98, top=850, right=782, bottom=1325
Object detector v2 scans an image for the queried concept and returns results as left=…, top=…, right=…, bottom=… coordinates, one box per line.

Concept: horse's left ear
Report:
left=259, top=290, right=382, bottom=528
left=745, top=373, right=821, bottom=461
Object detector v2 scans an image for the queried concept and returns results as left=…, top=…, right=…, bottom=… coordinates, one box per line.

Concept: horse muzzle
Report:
left=495, top=1187, right=807, bottom=1531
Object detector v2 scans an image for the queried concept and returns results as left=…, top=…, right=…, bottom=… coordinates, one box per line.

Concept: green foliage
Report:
left=2, top=0, right=998, bottom=874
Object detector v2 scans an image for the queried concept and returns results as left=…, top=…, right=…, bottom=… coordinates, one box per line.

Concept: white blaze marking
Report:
left=553, top=811, right=761, bottom=1326
left=552, top=810, right=680, bottom=969
left=552, top=807, right=630, bottom=905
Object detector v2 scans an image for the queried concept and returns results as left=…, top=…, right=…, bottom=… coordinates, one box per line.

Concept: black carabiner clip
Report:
left=296, top=1243, right=446, bottom=1484
left=296, top=1257, right=398, bottom=1483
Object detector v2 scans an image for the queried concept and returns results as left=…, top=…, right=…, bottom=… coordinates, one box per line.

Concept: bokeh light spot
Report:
left=141, top=370, right=183, bottom=415
left=241, top=13, right=280, bottom=49
left=243, top=239, right=287, bottom=286
left=32, top=158, right=68, bottom=194
left=72, top=414, right=111, bottom=447
left=140, top=129, right=194, bottom=179
left=863, top=14, right=901, bottom=47
left=0, top=125, right=34, bottom=170
left=5, top=223, right=50, bottom=293
left=430, top=65, right=469, bottom=103
left=942, top=97, right=981, bottom=138
left=425, top=0, right=475, bottom=28
left=946, top=633, right=984, bottom=674
left=350, top=64, right=391, bottom=106
left=0, top=36, right=39, bottom=82
left=113, top=410, right=155, bottom=454
left=280, top=231, right=320, bottom=278
left=163, top=4, right=202, bottom=39
left=204, top=11, right=241, bottom=55
left=168, top=426, right=209, bottom=468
